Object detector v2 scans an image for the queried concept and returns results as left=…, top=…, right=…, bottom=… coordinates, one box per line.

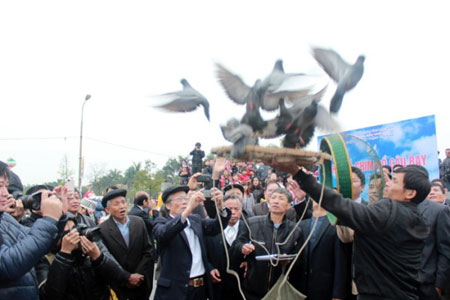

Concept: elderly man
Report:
left=252, top=181, right=297, bottom=221
left=206, top=194, right=245, bottom=300
left=99, top=189, right=153, bottom=300
left=270, top=163, right=430, bottom=300
left=232, top=187, right=303, bottom=300
left=223, top=183, right=254, bottom=217
left=153, top=185, right=231, bottom=300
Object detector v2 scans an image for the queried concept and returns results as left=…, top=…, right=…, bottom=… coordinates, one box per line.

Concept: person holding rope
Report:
left=269, top=162, right=430, bottom=300
left=152, top=185, right=231, bottom=300
left=231, top=187, right=303, bottom=300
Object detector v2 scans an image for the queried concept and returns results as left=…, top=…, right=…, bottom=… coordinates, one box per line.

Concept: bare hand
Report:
left=210, top=269, right=221, bottom=283
left=11, top=199, right=25, bottom=220
left=188, top=173, right=203, bottom=191
left=262, top=159, right=300, bottom=176
left=5, top=195, right=16, bottom=214
left=128, top=273, right=144, bottom=287
left=241, top=243, right=255, bottom=256
left=41, top=191, right=63, bottom=221
left=212, top=157, right=227, bottom=179
left=80, top=236, right=101, bottom=260
left=240, top=262, right=248, bottom=278
left=187, top=190, right=205, bottom=212
left=210, top=188, right=223, bottom=210
left=287, top=179, right=306, bottom=200
left=54, top=186, right=69, bottom=215
left=61, top=230, right=80, bottom=254
left=435, top=287, right=442, bottom=296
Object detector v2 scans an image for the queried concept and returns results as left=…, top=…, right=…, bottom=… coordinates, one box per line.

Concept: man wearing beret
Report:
left=99, top=189, right=153, bottom=300
left=153, top=185, right=231, bottom=300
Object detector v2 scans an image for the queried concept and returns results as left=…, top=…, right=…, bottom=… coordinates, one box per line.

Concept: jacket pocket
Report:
left=157, top=277, right=171, bottom=288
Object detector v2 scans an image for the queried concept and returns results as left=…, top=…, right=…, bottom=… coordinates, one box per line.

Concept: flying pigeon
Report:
left=312, top=47, right=365, bottom=114
left=155, top=79, right=210, bottom=121
left=220, top=118, right=258, bottom=158
left=259, top=59, right=313, bottom=111
left=215, top=61, right=313, bottom=113
left=281, top=88, right=339, bottom=148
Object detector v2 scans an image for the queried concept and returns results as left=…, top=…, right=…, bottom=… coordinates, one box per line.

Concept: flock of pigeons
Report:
left=155, top=47, right=365, bottom=158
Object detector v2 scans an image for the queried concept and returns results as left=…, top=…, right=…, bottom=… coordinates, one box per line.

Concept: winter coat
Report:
left=0, top=212, right=59, bottom=300
left=39, top=251, right=125, bottom=300
left=231, top=214, right=303, bottom=300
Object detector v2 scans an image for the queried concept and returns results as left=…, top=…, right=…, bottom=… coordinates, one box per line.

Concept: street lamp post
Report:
left=78, top=94, right=91, bottom=192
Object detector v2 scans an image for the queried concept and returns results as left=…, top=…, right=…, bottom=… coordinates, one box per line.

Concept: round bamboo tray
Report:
left=211, top=145, right=332, bottom=168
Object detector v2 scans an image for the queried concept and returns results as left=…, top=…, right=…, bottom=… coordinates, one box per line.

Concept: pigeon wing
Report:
left=312, top=48, right=351, bottom=82
left=156, top=98, right=202, bottom=113
left=216, top=63, right=250, bottom=105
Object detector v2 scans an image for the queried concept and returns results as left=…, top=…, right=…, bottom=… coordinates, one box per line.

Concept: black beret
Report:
left=162, top=185, right=189, bottom=203
left=102, top=189, right=127, bottom=208
left=223, top=183, right=244, bottom=195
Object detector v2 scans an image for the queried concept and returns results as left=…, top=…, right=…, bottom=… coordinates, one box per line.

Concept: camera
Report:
left=196, top=175, right=213, bottom=199
left=73, top=223, right=101, bottom=242
left=11, top=191, right=43, bottom=211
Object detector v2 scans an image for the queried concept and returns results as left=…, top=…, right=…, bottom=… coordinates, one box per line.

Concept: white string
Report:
left=212, top=158, right=326, bottom=300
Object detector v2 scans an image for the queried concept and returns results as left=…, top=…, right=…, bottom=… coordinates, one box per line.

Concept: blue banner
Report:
left=318, top=115, right=439, bottom=202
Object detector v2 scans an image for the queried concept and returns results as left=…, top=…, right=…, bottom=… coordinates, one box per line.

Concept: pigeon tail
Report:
left=329, top=87, right=345, bottom=114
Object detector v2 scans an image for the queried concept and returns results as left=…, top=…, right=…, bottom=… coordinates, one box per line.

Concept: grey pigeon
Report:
left=155, top=79, right=210, bottom=121
left=240, top=80, right=267, bottom=133
left=220, top=118, right=257, bottom=158
left=281, top=88, right=339, bottom=148
left=312, top=47, right=365, bottom=114
left=215, top=61, right=312, bottom=113
left=258, top=98, right=292, bottom=139
left=259, top=59, right=312, bottom=111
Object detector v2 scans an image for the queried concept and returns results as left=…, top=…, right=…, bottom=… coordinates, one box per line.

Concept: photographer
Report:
left=0, top=161, right=66, bottom=299
left=190, top=142, right=205, bottom=174
left=39, top=217, right=127, bottom=300
left=20, top=184, right=54, bottom=227
left=67, top=189, right=95, bottom=227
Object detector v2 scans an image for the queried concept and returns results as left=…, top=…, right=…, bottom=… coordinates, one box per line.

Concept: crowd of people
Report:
left=1, top=145, right=450, bottom=300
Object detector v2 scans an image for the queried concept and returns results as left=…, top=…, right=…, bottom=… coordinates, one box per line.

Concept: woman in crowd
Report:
left=249, top=177, right=264, bottom=203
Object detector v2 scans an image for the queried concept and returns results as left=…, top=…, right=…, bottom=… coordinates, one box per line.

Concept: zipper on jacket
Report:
left=267, top=227, right=278, bottom=290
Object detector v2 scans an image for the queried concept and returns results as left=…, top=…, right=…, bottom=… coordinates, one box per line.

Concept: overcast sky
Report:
left=1, top=1, right=449, bottom=185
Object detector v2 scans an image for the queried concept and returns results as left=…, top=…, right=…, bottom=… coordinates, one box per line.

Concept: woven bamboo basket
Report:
left=211, top=145, right=332, bottom=168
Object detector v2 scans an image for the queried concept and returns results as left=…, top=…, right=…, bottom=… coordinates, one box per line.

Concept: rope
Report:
left=212, top=156, right=327, bottom=300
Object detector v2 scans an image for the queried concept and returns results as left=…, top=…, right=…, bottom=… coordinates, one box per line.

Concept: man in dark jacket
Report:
left=252, top=181, right=297, bottom=222
left=417, top=199, right=450, bottom=299
left=190, top=142, right=205, bottom=174
left=39, top=217, right=127, bottom=300
left=232, top=187, right=303, bottom=300
left=99, top=189, right=154, bottom=300
left=153, top=185, right=231, bottom=300
left=291, top=200, right=348, bottom=300
left=206, top=194, right=245, bottom=300
left=0, top=161, right=65, bottom=300
left=270, top=163, right=430, bottom=300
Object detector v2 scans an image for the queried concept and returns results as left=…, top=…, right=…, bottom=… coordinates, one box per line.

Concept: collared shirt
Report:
left=224, top=219, right=240, bottom=246
left=309, top=215, right=326, bottom=251
left=354, top=196, right=362, bottom=204
left=113, top=216, right=130, bottom=247
left=171, top=214, right=205, bottom=278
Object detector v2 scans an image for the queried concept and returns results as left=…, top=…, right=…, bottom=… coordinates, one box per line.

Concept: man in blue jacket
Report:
left=0, top=161, right=65, bottom=300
